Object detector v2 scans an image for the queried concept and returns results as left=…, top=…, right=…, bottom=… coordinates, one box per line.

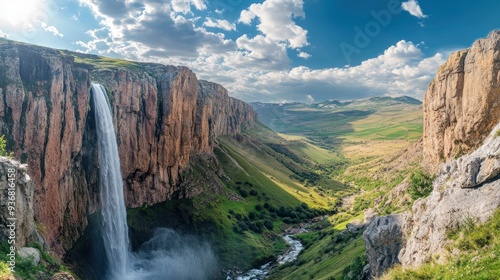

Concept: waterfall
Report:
left=91, top=83, right=215, bottom=280
left=92, top=84, right=130, bottom=280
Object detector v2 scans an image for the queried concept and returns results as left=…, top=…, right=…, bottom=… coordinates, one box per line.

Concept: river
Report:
left=228, top=233, right=304, bottom=280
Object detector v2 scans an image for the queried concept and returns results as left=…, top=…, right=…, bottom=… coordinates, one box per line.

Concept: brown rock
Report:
left=0, top=39, right=257, bottom=255
left=423, top=30, right=500, bottom=169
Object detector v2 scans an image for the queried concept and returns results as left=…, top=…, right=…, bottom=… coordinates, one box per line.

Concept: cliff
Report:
left=0, top=157, right=44, bottom=247
left=423, top=30, right=500, bottom=168
left=0, top=39, right=256, bottom=253
left=364, top=30, right=500, bottom=278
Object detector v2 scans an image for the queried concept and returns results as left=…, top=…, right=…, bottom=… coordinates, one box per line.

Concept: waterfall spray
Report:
left=92, top=83, right=215, bottom=280
left=92, top=84, right=130, bottom=279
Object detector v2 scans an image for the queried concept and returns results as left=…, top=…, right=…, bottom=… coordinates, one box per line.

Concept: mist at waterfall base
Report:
left=92, top=84, right=216, bottom=280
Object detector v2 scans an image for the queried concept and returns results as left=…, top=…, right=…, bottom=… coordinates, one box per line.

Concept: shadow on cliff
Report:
left=64, top=92, right=219, bottom=280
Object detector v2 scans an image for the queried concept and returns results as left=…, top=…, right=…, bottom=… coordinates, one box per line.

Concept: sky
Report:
left=0, top=0, right=499, bottom=103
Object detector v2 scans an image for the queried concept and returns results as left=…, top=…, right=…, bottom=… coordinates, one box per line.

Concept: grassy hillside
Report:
left=253, top=97, right=423, bottom=211
left=126, top=122, right=347, bottom=275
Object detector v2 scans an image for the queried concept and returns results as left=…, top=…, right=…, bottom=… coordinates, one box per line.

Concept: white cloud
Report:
left=212, top=40, right=446, bottom=102
left=41, top=22, right=63, bottom=37
left=298, top=52, right=311, bottom=59
left=203, top=18, right=236, bottom=31
left=171, top=0, right=207, bottom=14
left=225, top=34, right=290, bottom=71
left=75, top=1, right=444, bottom=103
left=238, top=0, right=308, bottom=49
left=0, top=29, right=8, bottom=38
left=306, top=95, right=314, bottom=103
left=401, top=0, right=428, bottom=19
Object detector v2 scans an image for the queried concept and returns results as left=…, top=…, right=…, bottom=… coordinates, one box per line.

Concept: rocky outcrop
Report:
left=0, top=39, right=256, bottom=253
left=363, top=215, right=406, bottom=277
left=0, top=157, right=43, bottom=247
left=398, top=121, right=500, bottom=267
left=364, top=121, right=500, bottom=277
left=364, top=31, right=500, bottom=278
left=423, top=30, right=500, bottom=168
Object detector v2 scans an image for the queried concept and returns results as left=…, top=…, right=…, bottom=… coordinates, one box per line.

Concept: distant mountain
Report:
left=250, top=95, right=423, bottom=150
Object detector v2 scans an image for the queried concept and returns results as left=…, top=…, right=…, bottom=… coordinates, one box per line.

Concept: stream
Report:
left=228, top=232, right=305, bottom=280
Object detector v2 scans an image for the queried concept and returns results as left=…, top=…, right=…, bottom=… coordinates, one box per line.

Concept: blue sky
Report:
left=0, top=0, right=499, bottom=102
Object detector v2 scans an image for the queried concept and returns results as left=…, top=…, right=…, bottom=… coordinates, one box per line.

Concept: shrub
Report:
left=248, top=212, right=256, bottom=220
left=408, top=170, right=434, bottom=200
left=0, top=135, right=12, bottom=157
left=239, top=189, right=248, bottom=197
left=264, top=219, right=274, bottom=230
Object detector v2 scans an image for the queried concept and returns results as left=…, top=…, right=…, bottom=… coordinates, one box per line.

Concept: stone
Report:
left=363, top=215, right=406, bottom=277
left=0, top=157, right=39, bottom=248
left=423, top=30, right=500, bottom=170
left=51, top=272, right=76, bottom=280
left=364, top=31, right=500, bottom=276
left=17, top=247, right=40, bottom=265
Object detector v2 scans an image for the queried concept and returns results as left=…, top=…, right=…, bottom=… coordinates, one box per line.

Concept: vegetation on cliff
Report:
left=381, top=208, right=500, bottom=279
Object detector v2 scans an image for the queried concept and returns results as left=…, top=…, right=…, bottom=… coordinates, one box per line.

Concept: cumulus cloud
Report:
left=215, top=40, right=445, bottom=102
left=171, top=0, right=207, bottom=13
left=238, top=0, right=308, bottom=49
left=203, top=18, right=236, bottom=31
left=401, top=0, right=428, bottom=19
left=225, top=34, right=290, bottom=71
left=298, top=52, right=311, bottom=59
left=0, top=29, right=8, bottom=38
left=76, top=0, right=443, bottom=103
left=41, top=22, right=63, bottom=37
left=76, top=0, right=229, bottom=60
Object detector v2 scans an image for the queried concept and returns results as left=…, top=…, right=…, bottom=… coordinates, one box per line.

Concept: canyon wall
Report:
left=423, top=30, right=500, bottom=168
left=364, top=30, right=500, bottom=278
left=0, top=39, right=256, bottom=253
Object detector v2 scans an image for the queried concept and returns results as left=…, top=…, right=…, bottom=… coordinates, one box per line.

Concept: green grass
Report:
left=382, top=208, right=500, bottom=280
left=71, top=52, right=143, bottom=71
left=127, top=127, right=341, bottom=272
left=268, top=229, right=366, bottom=280
left=0, top=242, right=71, bottom=279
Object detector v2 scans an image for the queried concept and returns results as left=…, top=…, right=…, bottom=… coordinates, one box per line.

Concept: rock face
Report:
left=364, top=31, right=500, bottom=277
left=364, top=121, right=500, bottom=277
left=423, top=30, right=500, bottom=168
left=0, top=39, right=257, bottom=253
left=0, top=157, right=42, bottom=247
left=398, top=122, right=500, bottom=267
left=363, top=215, right=406, bottom=277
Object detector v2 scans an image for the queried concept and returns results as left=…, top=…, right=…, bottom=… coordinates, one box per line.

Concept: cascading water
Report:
left=92, top=84, right=130, bottom=280
left=92, top=83, right=216, bottom=280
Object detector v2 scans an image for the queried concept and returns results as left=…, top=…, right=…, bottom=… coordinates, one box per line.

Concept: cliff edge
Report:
left=423, top=30, right=500, bottom=169
left=364, top=30, right=500, bottom=278
left=0, top=39, right=257, bottom=253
